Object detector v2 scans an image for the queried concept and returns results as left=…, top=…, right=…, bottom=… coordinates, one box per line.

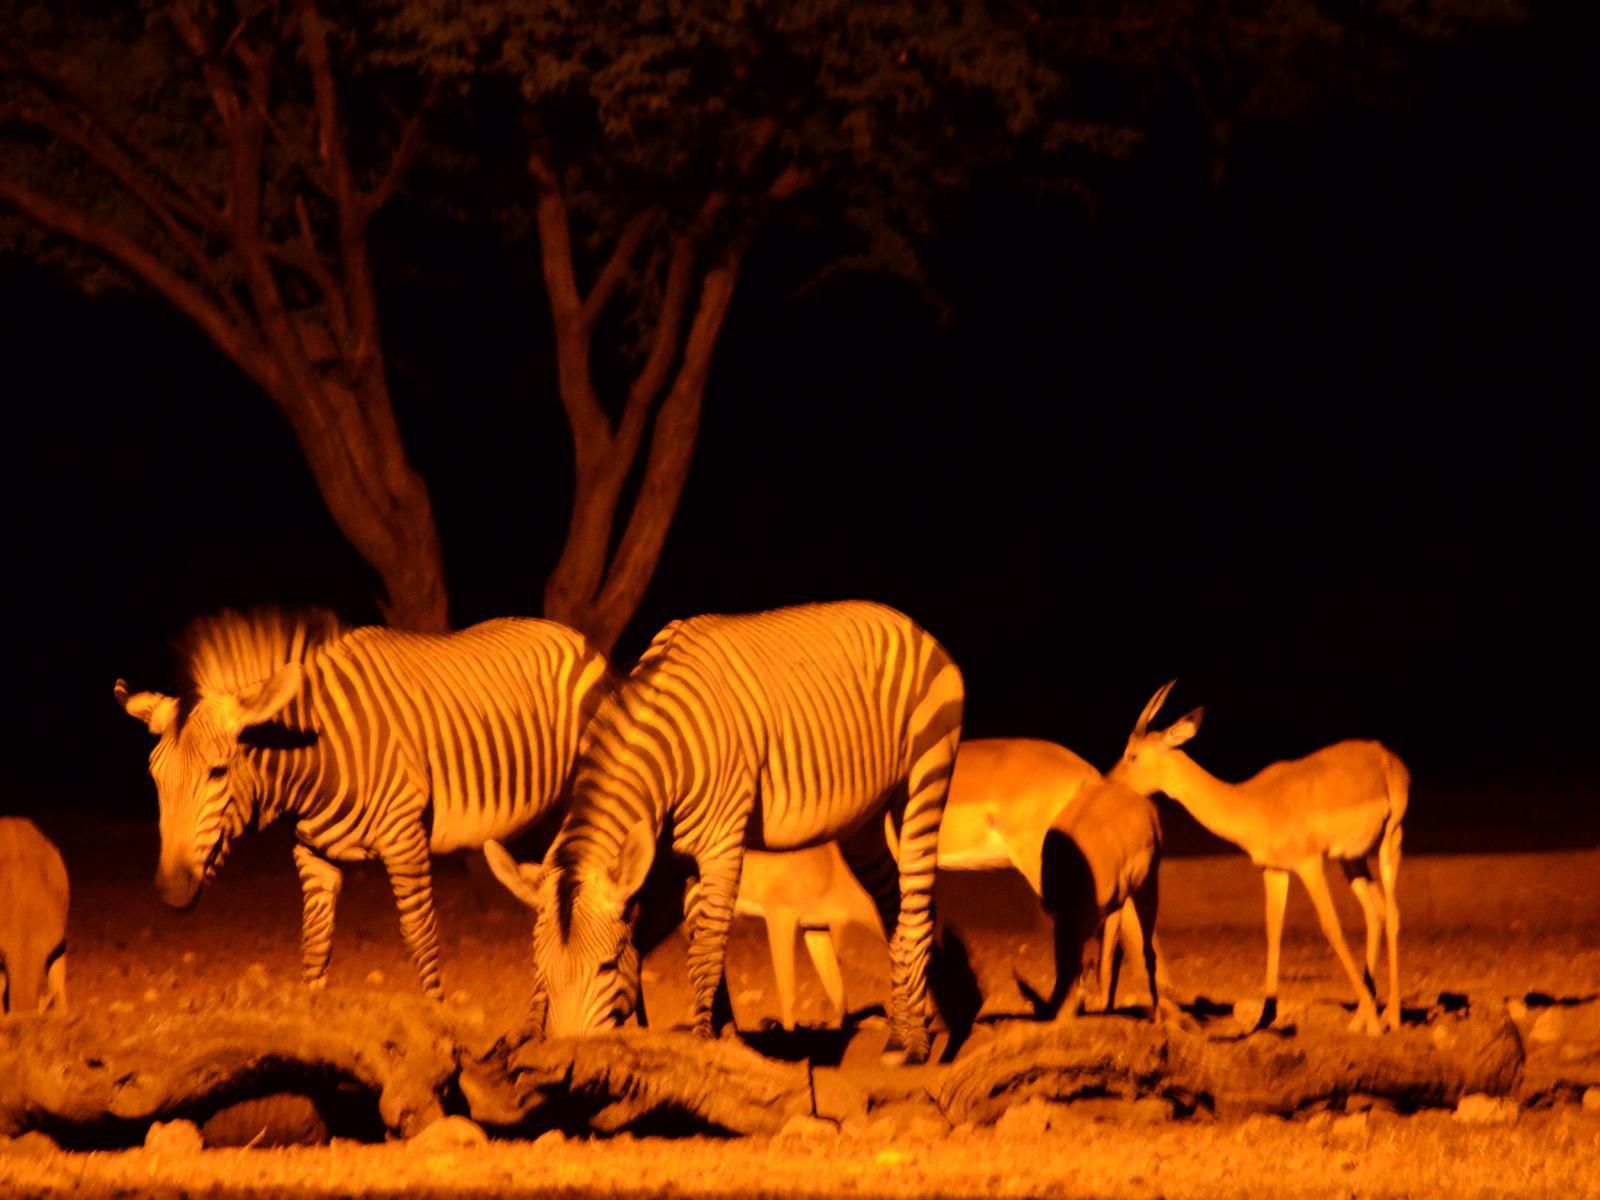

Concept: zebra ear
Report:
left=484, top=840, right=545, bottom=910
left=612, top=821, right=656, bottom=902
left=231, top=662, right=303, bottom=730
left=115, top=680, right=178, bottom=736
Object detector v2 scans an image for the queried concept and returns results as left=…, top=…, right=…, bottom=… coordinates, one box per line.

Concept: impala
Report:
left=1108, top=682, right=1407, bottom=1035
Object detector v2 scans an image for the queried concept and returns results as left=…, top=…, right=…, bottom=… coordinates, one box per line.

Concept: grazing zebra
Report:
left=0, top=818, right=70, bottom=1015
left=116, top=608, right=609, bottom=999
left=485, top=600, right=964, bottom=1063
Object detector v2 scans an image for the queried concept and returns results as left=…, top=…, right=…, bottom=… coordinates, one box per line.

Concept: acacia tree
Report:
left=390, top=0, right=1522, bottom=652
left=384, top=3, right=1082, bottom=652
left=4, top=1, right=1520, bottom=648
left=1, top=1, right=449, bottom=630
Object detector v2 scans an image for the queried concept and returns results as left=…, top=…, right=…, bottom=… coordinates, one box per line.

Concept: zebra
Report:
left=0, top=818, right=70, bottom=1015
left=485, top=600, right=964, bottom=1063
left=116, top=608, right=609, bottom=999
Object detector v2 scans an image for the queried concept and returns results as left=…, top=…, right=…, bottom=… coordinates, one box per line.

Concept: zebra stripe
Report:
left=513, top=600, right=963, bottom=1063
left=118, top=608, right=609, bottom=999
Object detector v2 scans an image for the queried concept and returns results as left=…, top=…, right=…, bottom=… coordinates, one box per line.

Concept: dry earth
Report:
left=4, top=816, right=1600, bottom=1198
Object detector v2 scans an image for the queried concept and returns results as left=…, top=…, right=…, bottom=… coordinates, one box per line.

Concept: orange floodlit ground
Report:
left=3, top=808, right=1598, bottom=1199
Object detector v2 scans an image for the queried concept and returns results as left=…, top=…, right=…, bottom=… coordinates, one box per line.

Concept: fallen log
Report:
left=459, top=1027, right=816, bottom=1135
left=939, top=1006, right=1525, bottom=1123
left=0, top=983, right=456, bottom=1141
left=1515, top=997, right=1600, bottom=1099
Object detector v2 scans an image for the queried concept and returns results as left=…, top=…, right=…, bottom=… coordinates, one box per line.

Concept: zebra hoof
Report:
left=305, top=976, right=329, bottom=992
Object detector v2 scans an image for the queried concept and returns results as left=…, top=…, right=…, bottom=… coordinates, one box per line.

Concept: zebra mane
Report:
left=178, top=607, right=348, bottom=700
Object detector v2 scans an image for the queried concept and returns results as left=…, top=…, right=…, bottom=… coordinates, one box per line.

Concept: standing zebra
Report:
left=116, top=608, right=609, bottom=999
left=485, top=600, right=964, bottom=1063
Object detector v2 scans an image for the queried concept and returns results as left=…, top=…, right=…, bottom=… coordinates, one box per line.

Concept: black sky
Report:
left=2, top=18, right=1591, bottom=851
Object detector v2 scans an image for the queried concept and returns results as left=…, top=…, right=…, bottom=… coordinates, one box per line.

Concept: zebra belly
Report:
left=427, top=790, right=560, bottom=854
left=755, top=783, right=895, bottom=852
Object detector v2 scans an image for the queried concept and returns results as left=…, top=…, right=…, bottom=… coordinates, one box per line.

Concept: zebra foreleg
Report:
left=683, top=857, right=743, bottom=1039
left=293, top=843, right=343, bottom=991
left=381, top=834, right=444, bottom=1001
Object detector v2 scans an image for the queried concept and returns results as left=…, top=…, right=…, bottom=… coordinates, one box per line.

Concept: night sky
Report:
left=2, top=18, right=1590, bottom=853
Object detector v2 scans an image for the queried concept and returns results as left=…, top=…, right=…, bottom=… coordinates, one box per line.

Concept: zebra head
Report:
left=115, top=664, right=303, bottom=909
left=484, top=822, right=656, bottom=1037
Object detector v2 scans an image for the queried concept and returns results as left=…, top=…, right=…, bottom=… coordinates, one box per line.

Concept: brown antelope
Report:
left=733, top=844, right=881, bottom=1029
left=1035, top=777, right=1171, bottom=1021
left=746, top=739, right=1169, bottom=1027
left=1108, top=681, right=1407, bottom=1035
left=0, top=818, right=69, bottom=1015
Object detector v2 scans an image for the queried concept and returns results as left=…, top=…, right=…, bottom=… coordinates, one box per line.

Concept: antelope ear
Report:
left=484, top=840, right=545, bottom=910
left=612, top=821, right=657, bottom=902
left=232, top=662, right=304, bottom=729
left=1163, top=706, right=1205, bottom=747
left=115, top=680, right=179, bottom=736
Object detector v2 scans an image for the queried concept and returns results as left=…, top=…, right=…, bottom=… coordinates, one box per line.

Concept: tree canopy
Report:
left=1, top=0, right=1524, bottom=644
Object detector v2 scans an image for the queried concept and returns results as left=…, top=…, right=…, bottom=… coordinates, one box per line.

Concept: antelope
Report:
left=732, top=844, right=881, bottom=1030
left=0, top=818, right=69, bottom=1015
left=748, top=739, right=1170, bottom=1026
left=1035, top=777, right=1170, bottom=1021
left=1108, top=681, right=1407, bottom=1035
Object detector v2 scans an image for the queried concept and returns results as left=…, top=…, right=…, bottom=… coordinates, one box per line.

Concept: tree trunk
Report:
left=540, top=255, right=740, bottom=655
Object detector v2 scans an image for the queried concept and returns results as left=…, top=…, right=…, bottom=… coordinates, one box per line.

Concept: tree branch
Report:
left=580, top=208, right=657, bottom=328
left=615, top=234, right=694, bottom=463
left=591, top=249, right=743, bottom=641
left=7, top=47, right=228, bottom=237
left=363, top=84, right=438, bottom=217
left=8, top=99, right=219, bottom=285
left=0, top=174, right=277, bottom=397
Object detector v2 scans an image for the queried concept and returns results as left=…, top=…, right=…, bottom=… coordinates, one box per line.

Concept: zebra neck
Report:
left=242, top=726, right=329, bottom=828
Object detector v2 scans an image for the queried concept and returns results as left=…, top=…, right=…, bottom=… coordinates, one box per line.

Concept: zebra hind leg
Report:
left=293, top=844, right=344, bottom=991
left=840, top=809, right=927, bottom=1062
left=382, top=833, right=444, bottom=1001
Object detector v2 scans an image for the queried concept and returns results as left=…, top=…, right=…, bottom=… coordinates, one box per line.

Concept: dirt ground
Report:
left=4, top=817, right=1600, bottom=1198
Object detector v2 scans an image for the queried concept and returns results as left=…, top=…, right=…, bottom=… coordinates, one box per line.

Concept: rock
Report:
left=868, top=1100, right=950, bottom=1138
left=994, top=1097, right=1067, bottom=1138
left=201, top=1094, right=329, bottom=1148
left=142, top=988, right=160, bottom=1004
left=1236, top=1113, right=1286, bottom=1142
left=447, top=990, right=473, bottom=1007
left=144, top=1119, right=204, bottom=1153
left=1329, top=1111, right=1369, bottom=1144
left=1, top=1130, right=62, bottom=1157
left=365, top=970, right=387, bottom=987
left=531, top=1129, right=567, bottom=1149
left=812, top=1069, right=868, bottom=1126
left=1344, top=1094, right=1396, bottom=1114
left=776, top=1115, right=838, bottom=1140
left=231, top=963, right=273, bottom=1001
left=1454, top=1094, right=1519, bottom=1126
left=409, top=1115, right=488, bottom=1150
left=1583, top=1087, right=1600, bottom=1114
left=1530, top=1009, right=1565, bottom=1044
left=181, top=951, right=198, bottom=965
left=107, top=1000, right=134, bottom=1015
left=1233, top=997, right=1270, bottom=1031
